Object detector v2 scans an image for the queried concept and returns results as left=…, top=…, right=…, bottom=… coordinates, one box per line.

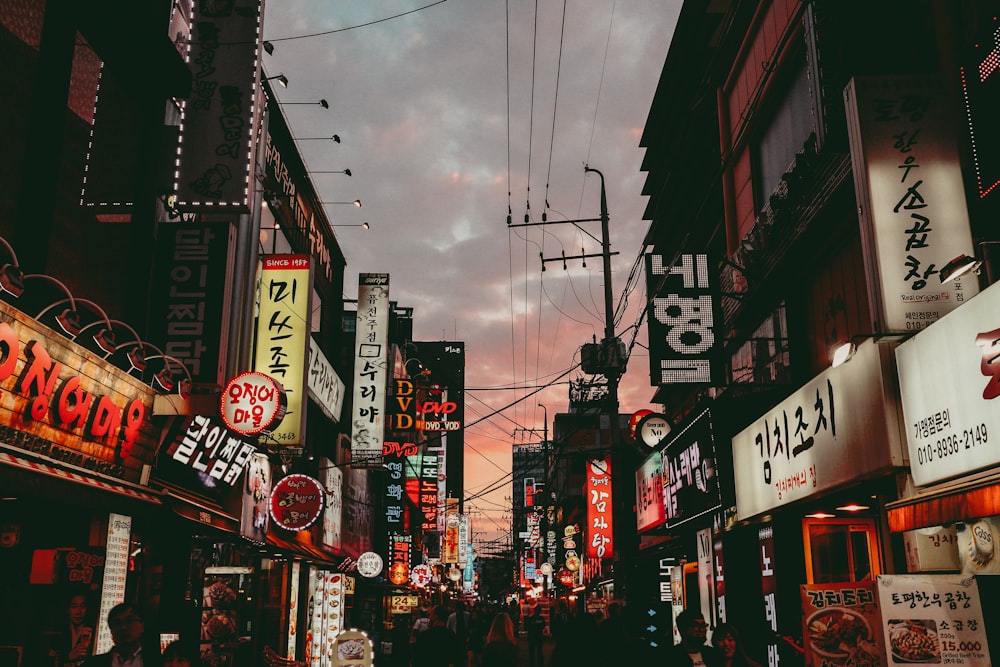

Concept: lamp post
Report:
left=322, top=200, right=362, bottom=208
left=331, top=222, right=370, bottom=230
left=296, top=135, right=341, bottom=143
left=263, top=73, right=288, bottom=88
left=311, top=169, right=352, bottom=177
left=278, top=99, right=329, bottom=109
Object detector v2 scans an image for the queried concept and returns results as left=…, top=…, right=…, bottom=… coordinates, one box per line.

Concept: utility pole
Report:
left=509, top=165, right=628, bottom=604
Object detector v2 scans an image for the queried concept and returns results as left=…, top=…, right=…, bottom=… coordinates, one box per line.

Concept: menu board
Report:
left=95, top=514, right=131, bottom=654
left=333, top=629, right=373, bottom=667
left=876, top=574, right=988, bottom=666
left=801, top=581, right=883, bottom=667
left=201, top=566, right=252, bottom=667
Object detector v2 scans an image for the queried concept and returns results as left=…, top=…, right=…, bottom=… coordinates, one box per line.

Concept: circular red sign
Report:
left=628, top=409, right=654, bottom=441
left=269, top=474, right=325, bottom=531
left=220, top=371, right=286, bottom=435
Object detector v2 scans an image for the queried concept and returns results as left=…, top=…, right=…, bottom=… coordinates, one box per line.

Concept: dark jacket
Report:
left=480, top=640, right=518, bottom=667
left=662, top=642, right=725, bottom=667
left=81, top=644, right=163, bottom=667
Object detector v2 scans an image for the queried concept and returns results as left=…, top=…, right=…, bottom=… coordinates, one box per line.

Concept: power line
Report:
left=264, top=1, right=448, bottom=43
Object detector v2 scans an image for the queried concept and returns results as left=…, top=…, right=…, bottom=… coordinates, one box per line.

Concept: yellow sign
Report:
left=390, top=594, right=419, bottom=614
left=253, top=255, right=311, bottom=448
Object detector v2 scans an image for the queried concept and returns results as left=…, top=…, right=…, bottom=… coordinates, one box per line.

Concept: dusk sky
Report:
left=262, top=1, right=682, bottom=545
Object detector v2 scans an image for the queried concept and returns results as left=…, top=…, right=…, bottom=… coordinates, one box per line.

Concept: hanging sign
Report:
left=221, top=371, right=286, bottom=436
left=356, top=552, right=383, bottom=578
left=269, top=474, right=324, bottom=531
left=410, top=564, right=432, bottom=588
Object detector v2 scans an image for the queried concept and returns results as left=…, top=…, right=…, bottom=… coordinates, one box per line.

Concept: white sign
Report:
left=732, top=340, right=906, bottom=519
left=896, top=281, right=1000, bottom=486
left=356, top=551, right=384, bottom=578
left=95, top=513, right=132, bottom=654
left=876, top=574, right=988, bottom=666
left=635, top=450, right=665, bottom=533
left=221, top=371, right=285, bottom=436
left=320, top=458, right=343, bottom=552
left=308, top=339, right=345, bottom=423
left=845, top=75, right=978, bottom=332
left=410, top=564, right=431, bottom=588
left=351, top=274, right=390, bottom=465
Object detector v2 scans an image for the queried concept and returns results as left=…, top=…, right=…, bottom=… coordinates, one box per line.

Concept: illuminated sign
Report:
left=356, top=551, right=383, bottom=578
left=240, top=452, right=271, bottom=543
left=636, top=449, right=665, bottom=533
left=585, top=458, right=613, bottom=559
left=269, top=474, right=324, bottom=531
left=0, top=303, right=155, bottom=474
left=645, top=253, right=722, bottom=385
left=351, top=274, right=390, bottom=466
left=169, top=414, right=256, bottom=485
left=846, top=75, right=979, bottom=332
left=961, top=22, right=1000, bottom=199
left=662, top=409, right=721, bottom=529
left=253, top=255, right=311, bottom=448
left=220, top=371, right=285, bottom=436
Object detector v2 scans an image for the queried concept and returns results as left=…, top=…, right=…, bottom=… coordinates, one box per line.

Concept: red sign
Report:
left=221, top=371, right=286, bottom=435
left=629, top=409, right=654, bottom=441
left=585, top=458, right=613, bottom=559
left=269, top=474, right=324, bottom=531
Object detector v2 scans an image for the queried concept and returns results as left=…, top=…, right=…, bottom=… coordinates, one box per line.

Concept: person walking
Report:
left=411, top=605, right=461, bottom=667
left=712, top=623, right=762, bottom=667
left=524, top=605, right=546, bottom=667
left=81, top=603, right=162, bottom=667
left=480, top=613, right=518, bottom=667
left=663, top=609, right=724, bottom=667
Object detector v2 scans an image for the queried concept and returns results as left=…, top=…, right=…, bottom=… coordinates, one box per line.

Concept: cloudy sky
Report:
left=262, top=1, right=682, bottom=545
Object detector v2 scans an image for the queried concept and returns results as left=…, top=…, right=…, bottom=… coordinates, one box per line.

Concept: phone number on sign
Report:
left=915, top=423, right=987, bottom=465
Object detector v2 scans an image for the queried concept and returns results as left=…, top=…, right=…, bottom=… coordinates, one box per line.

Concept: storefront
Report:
left=729, top=338, right=908, bottom=666
left=884, top=280, right=1000, bottom=654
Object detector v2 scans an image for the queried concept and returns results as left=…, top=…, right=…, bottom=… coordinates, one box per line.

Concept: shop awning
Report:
left=885, top=470, right=1000, bottom=532
left=266, top=532, right=337, bottom=565
left=0, top=450, right=162, bottom=505
left=160, top=486, right=240, bottom=534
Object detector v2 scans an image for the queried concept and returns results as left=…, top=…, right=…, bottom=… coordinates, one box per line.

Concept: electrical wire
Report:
left=541, top=0, right=568, bottom=222
left=263, top=1, right=448, bottom=43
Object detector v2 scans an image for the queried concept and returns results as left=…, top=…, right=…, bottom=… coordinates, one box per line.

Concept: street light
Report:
left=331, top=222, right=370, bottom=230
left=322, top=200, right=362, bottom=208
left=279, top=99, right=329, bottom=109
left=311, top=169, right=352, bottom=177
left=264, top=73, right=288, bottom=88
left=296, top=135, right=341, bottom=143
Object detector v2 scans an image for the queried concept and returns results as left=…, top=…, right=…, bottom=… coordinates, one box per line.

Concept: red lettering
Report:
left=55, top=376, right=94, bottom=430
left=18, top=340, right=62, bottom=420
left=976, top=328, right=1000, bottom=399
left=89, top=395, right=122, bottom=440
left=119, top=398, right=145, bottom=460
left=0, top=322, right=18, bottom=381
left=418, top=401, right=457, bottom=415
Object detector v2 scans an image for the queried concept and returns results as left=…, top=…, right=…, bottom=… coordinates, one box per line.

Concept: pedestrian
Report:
left=663, top=609, right=724, bottom=667
left=412, top=604, right=460, bottom=667
left=49, top=591, right=94, bottom=667
left=596, top=602, right=625, bottom=666
left=447, top=600, right=471, bottom=649
left=162, top=641, right=197, bottom=667
left=465, top=606, right=487, bottom=667
left=550, top=605, right=598, bottom=667
left=524, top=605, right=546, bottom=667
left=507, top=600, right=521, bottom=632
left=549, top=600, right=571, bottom=643
left=712, top=622, right=762, bottom=667
left=81, top=603, right=162, bottom=667
left=410, top=608, right=430, bottom=645
left=479, top=612, right=518, bottom=667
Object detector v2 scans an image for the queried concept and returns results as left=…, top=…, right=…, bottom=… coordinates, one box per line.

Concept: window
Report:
left=754, top=58, right=815, bottom=208
left=803, top=518, right=880, bottom=584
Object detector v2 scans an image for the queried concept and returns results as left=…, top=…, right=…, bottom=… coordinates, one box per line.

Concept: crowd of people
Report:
left=407, top=598, right=764, bottom=667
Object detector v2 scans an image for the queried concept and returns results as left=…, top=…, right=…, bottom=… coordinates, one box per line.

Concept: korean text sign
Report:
left=732, top=339, right=905, bottom=519
left=351, top=274, right=390, bottom=465
left=801, top=581, right=883, bottom=667
left=585, top=458, right=613, bottom=559
left=896, top=280, right=1000, bottom=486
left=845, top=75, right=978, bottom=332
left=661, top=408, right=720, bottom=528
left=253, top=255, right=311, bottom=448
left=876, top=574, right=988, bottom=666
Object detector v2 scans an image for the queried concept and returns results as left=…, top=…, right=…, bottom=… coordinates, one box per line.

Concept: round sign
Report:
left=629, top=409, right=654, bottom=441
left=557, top=569, right=574, bottom=587
left=636, top=412, right=671, bottom=447
left=389, top=561, right=409, bottom=585
left=448, top=567, right=462, bottom=581
left=357, top=551, right=384, bottom=578
left=221, top=371, right=287, bottom=435
left=539, top=562, right=553, bottom=575
left=269, top=474, right=324, bottom=531
left=410, top=564, right=432, bottom=587
left=565, top=554, right=581, bottom=572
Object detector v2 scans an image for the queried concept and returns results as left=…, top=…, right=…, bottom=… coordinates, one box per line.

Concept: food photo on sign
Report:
left=801, top=581, right=884, bottom=667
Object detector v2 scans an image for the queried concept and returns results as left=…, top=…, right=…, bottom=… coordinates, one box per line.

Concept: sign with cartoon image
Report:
left=333, top=628, right=373, bottom=667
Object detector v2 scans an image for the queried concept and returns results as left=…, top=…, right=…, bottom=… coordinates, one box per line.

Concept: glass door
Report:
left=802, top=518, right=880, bottom=584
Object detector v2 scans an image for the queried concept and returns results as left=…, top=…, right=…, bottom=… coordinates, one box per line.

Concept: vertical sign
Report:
left=961, top=22, right=1000, bottom=199
left=254, top=255, right=311, bottom=448
left=175, top=0, right=261, bottom=207
left=351, top=274, right=390, bottom=466
left=384, top=445, right=406, bottom=563
left=320, top=459, right=343, bottom=554
left=585, top=458, right=613, bottom=559
left=697, top=528, right=715, bottom=629
left=322, top=572, right=345, bottom=664
left=645, top=253, right=721, bottom=385
left=95, top=514, right=131, bottom=654
left=714, top=534, right=726, bottom=623
left=444, top=498, right=460, bottom=564
left=287, top=560, right=300, bottom=660
left=151, top=221, right=233, bottom=384
left=306, top=567, right=321, bottom=667
left=636, top=450, right=665, bottom=533
left=759, top=525, right=779, bottom=667
left=845, top=75, right=978, bottom=332
left=240, top=452, right=271, bottom=543
left=458, top=514, right=469, bottom=568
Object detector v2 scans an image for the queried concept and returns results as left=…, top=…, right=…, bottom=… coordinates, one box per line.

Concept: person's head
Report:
left=487, top=612, right=516, bottom=645
left=607, top=602, right=621, bottom=619
left=676, top=609, right=709, bottom=649
left=431, top=604, right=450, bottom=626
left=106, top=603, right=144, bottom=650
left=532, top=606, right=541, bottom=616
left=162, top=640, right=196, bottom=667
left=712, top=623, right=746, bottom=660
left=68, top=593, right=88, bottom=625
